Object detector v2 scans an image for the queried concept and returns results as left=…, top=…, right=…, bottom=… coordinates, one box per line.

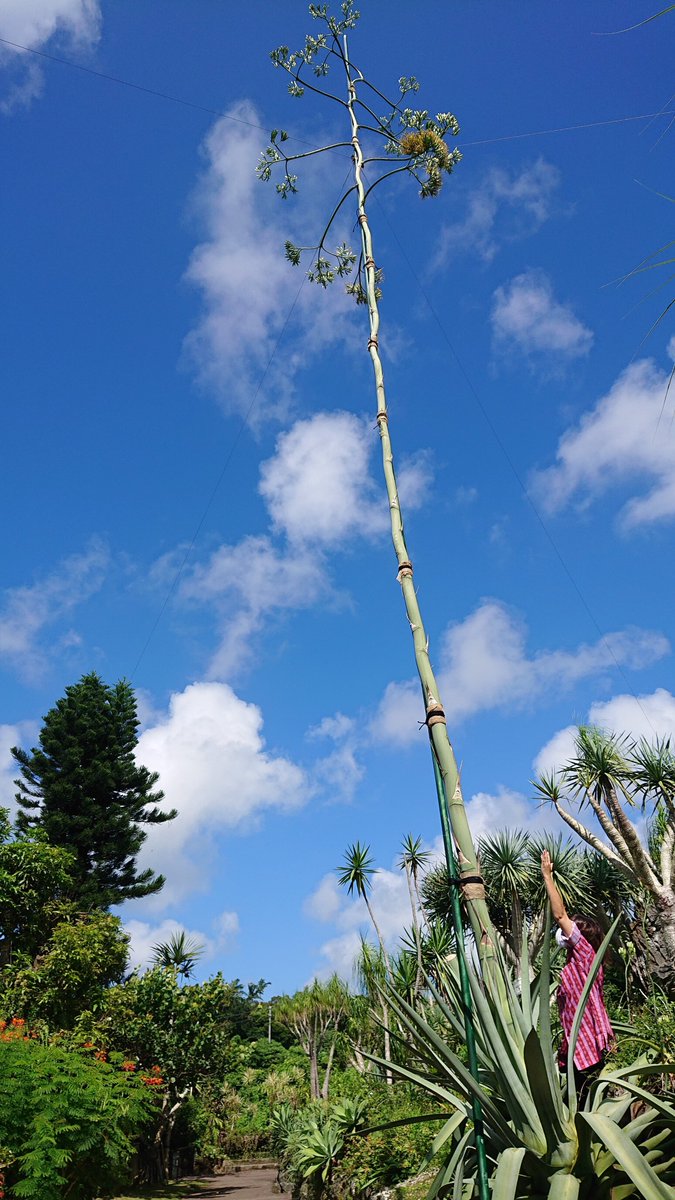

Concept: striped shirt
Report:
left=557, top=924, right=614, bottom=1071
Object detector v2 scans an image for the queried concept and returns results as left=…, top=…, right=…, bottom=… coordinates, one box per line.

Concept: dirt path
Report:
left=181, top=1166, right=279, bottom=1199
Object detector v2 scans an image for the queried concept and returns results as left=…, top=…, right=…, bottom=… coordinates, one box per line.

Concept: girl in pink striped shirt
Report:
left=541, top=850, right=614, bottom=1104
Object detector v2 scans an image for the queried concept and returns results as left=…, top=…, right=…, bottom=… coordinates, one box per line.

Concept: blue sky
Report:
left=1, top=0, right=674, bottom=992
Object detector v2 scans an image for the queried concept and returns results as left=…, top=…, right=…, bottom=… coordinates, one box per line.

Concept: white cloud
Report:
left=183, top=106, right=358, bottom=425
left=306, top=712, right=364, bottom=802
left=259, top=412, right=433, bottom=547
left=0, top=0, right=101, bottom=113
left=260, top=412, right=383, bottom=545
left=214, top=909, right=240, bottom=948
left=124, top=909, right=240, bottom=973
left=179, top=534, right=329, bottom=678
left=432, top=159, right=561, bottom=268
left=314, top=743, right=365, bottom=803
left=533, top=725, right=577, bottom=780
left=303, top=873, right=343, bottom=923
left=0, top=720, right=38, bottom=818
left=464, top=786, right=558, bottom=842
left=491, top=269, right=593, bottom=366
left=135, top=681, right=311, bottom=907
left=174, top=412, right=432, bottom=677
left=374, top=599, right=669, bottom=745
left=455, top=485, right=478, bottom=506
left=589, top=687, right=675, bottom=739
left=530, top=357, right=675, bottom=528
left=309, top=713, right=356, bottom=742
left=0, top=541, right=108, bottom=681
left=535, top=687, right=675, bottom=778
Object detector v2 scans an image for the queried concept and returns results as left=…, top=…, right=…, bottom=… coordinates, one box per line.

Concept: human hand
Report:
left=541, top=849, right=554, bottom=880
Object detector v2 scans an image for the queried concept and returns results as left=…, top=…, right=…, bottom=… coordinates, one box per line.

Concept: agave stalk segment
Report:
left=430, top=752, right=490, bottom=1196
left=340, top=36, right=495, bottom=965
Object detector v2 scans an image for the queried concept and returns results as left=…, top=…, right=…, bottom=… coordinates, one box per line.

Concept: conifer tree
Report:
left=12, top=672, right=176, bottom=908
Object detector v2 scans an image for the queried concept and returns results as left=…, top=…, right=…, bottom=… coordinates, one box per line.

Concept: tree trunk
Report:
left=364, top=896, right=392, bottom=976
left=321, top=1036, right=337, bottom=1099
left=309, top=1042, right=320, bottom=1100
left=405, top=860, right=425, bottom=993
left=380, top=998, right=393, bottom=1086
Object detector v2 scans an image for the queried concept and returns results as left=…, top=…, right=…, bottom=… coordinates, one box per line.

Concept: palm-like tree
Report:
left=336, top=842, right=391, bottom=973
left=355, top=938, right=394, bottom=1083
left=536, top=726, right=675, bottom=990
left=151, top=930, right=205, bottom=980
left=398, top=834, right=431, bottom=992
left=478, top=829, right=532, bottom=969
left=421, top=830, right=604, bottom=981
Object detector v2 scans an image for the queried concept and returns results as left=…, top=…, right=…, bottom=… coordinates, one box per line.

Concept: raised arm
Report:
left=541, top=850, right=575, bottom=938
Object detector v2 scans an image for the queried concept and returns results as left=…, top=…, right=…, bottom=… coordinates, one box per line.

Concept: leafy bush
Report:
left=0, top=1031, right=156, bottom=1199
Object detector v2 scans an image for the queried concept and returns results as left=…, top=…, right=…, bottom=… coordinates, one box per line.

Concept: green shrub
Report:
left=0, top=1031, right=156, bottom=1199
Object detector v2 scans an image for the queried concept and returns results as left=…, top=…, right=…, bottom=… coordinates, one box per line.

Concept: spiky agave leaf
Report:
left=367, top=917, right=675, bottom=1198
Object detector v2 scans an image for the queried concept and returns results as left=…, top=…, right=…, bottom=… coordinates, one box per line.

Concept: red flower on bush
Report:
left=141, top=1065, right=164, bottom=1087
left=121, top=1061, right=136, bottom=1072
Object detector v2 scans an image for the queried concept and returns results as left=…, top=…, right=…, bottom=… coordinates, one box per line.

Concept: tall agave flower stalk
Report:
left=260, top=8, right=494, bottom=1193
left=259, top=2, right=495, bottom=961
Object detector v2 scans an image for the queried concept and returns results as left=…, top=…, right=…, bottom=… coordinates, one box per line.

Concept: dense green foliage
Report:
left=0, top=909, right=128, bottom=1028
left=12, top=673, right=176, bottom=907
left=0, top=1030, right=155, bottom=1200
left=1, top=670, right=674, bottom=1200
left=0, top=815, right=74, bottom=968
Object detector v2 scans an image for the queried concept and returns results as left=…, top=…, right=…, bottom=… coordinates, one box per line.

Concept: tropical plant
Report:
left=151, top=930, right=205, bottom=979
left=356, top=938, right=393, bottom=1083
left=0, top=813, right=74, bottom=967
left=0, top=909, right=129, bottom=1029
left=337, top=842, right=392, bottom=973
left=399, top=835, right=431, bottom=993
left=536, top=727, right=675, bottom=990
left=86, top=967, right=263, bottom=1180
left=275, top=976, right=350, bottom=1100
left=374, top=921, right=675, bottom=1199
left=272, top=1095, right=368, bottom=1199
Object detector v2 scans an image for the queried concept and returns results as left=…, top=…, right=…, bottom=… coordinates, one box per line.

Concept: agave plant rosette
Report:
left=366, top=920, right=675, bottom=1199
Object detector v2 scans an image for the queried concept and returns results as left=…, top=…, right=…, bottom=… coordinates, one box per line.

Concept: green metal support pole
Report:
left=431, top=750, right=490, bottom=1200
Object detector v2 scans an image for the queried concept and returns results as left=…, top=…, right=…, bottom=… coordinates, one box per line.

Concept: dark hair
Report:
left=572, top=914, right=603, bottom=952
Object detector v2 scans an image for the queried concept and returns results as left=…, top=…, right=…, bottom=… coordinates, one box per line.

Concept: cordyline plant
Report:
left=535, top=727, right=675, bottom=991
left=260, top=6, right=675, bottom=1198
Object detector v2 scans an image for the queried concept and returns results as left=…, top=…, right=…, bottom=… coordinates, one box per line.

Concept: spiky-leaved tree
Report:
left=423, top=831, right=631, bottom=984
left=535, top=726, right=675, bottom=991
left=275, top=976, right=350, bottom=1100
left=151, top=931, right=205, bottom=981
left=336, top=842, right=391, bottom=972
left=260, top=1, right=495, bottom=969
left=398, top=835, right=431, bottom=994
